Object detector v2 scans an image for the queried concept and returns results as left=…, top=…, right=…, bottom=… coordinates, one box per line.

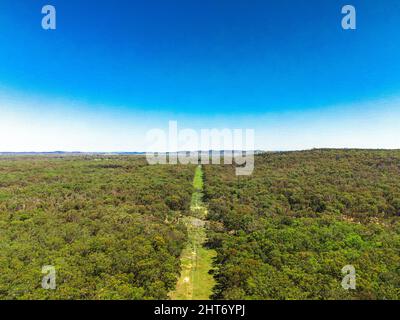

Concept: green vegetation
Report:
left=1, top=150, right=399, bottom=300
left=193, top=165, right=204, bottom=191
left=170, top=166, right=216, bottom=300
left=203, top=149, right=400, bottom=300
left=0, top=156, right=195, bottom=299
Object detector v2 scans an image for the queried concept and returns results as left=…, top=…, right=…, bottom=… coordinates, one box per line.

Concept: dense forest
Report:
left=203, top=149, right=400, bottom=299
left=1, top=150, right=399, bottom=300
left=0, top=156, right=195, bottom=299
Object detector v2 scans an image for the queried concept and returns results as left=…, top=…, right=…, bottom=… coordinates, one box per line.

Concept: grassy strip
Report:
left=170, top=166, right=216, bottom=300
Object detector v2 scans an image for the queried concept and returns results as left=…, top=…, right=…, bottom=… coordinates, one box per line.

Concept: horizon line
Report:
left=1, top=148, right=400, bottom=155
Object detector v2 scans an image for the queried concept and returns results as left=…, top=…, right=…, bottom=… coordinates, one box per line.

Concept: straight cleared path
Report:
left=169, top=165, right=216, bottom=300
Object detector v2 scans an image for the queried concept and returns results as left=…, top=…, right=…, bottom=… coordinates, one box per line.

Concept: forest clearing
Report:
left=169, top=166, right=216, bottom=300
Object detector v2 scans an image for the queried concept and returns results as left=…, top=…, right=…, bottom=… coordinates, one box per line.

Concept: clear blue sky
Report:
left=0, top=0, right=400, bottom=151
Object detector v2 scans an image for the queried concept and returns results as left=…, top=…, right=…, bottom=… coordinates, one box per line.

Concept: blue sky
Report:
left=0, top=0, right=400, bottom=151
